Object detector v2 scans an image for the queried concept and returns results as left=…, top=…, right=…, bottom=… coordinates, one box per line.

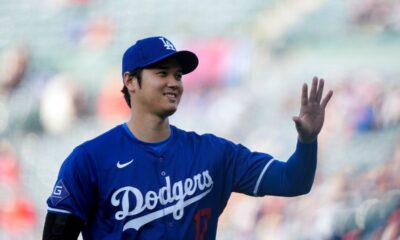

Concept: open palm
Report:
left=293, top=77, right=333, bottom=143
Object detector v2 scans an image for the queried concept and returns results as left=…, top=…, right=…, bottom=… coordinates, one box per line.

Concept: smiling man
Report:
left=43, top=36, right=333, bottom=240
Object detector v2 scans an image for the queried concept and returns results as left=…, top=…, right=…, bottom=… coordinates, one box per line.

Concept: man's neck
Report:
left=126, top=112, right=171, bottom=143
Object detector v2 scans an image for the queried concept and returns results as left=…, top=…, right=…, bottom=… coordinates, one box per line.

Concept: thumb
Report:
left=292, top=116, right=303, bottom=131
left=292, top=116, right=301, bottom=125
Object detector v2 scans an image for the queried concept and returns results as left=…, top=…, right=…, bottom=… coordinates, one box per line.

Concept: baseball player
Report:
left=43, top=36, right=333, bottom=239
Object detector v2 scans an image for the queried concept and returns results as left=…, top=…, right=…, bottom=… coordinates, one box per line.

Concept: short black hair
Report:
left=121, top=69, right=142, bottom=108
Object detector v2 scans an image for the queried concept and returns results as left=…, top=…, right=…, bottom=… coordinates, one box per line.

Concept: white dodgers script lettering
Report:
left=111, top=170, right=214, bottom=231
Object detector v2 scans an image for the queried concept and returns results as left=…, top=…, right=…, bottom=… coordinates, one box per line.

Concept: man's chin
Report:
left=159, top=107, right=178, bottom=119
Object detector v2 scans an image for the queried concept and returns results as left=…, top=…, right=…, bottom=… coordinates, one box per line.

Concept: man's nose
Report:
left=166, top=76, right=181, bottom=87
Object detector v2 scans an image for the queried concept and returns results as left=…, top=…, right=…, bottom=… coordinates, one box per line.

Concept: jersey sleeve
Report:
left=224, top=138, right=317, bottom=197
left=46, top=146, right=97, bottom=222
left=223, top=139, right=275, bottom=196
left=256, top=140, right=318, bottom=197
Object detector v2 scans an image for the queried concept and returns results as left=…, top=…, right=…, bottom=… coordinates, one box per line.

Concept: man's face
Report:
left=132, top=58, right=184, bottom=118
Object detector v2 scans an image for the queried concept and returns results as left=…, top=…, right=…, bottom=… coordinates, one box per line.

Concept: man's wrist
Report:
left=298, top=135, right=317, bottom=144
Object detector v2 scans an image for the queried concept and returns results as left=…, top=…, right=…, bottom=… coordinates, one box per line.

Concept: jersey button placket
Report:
left=159, top=157, right=166, bottom=176
left=156, top=156, right=167, bottom=179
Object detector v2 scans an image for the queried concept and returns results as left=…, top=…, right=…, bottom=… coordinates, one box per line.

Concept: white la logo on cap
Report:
left=159, top=37, right=176, bottom=51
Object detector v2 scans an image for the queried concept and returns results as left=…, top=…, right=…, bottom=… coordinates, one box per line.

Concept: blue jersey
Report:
left=47, top=124, right=317, bottom=239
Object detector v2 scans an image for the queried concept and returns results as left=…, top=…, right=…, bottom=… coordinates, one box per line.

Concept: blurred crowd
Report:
left=349, top=0, right=400, bottom=33
left=0, top=141, right=36, bottom=239
left=320, top=75, right=400, bottom=139
left=220, top=139, right=400, bottom=240
left=1, top=0, right=399, bottom=239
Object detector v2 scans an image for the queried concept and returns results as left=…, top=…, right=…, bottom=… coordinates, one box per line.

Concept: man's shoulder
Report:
left=171, top=125, right=230, bottom=145
left=77, top=124, right=125, bottom=151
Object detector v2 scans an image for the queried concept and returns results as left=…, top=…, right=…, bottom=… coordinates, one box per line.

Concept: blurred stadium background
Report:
left=1, top=0, right=400, bottom=239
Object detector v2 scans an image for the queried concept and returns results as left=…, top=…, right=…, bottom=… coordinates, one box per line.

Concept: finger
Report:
left=316, top=78, right=324, bottom=103
left=309, top=76, right=318, bottom=102
left=301, top=83, right=308, bottom=106
left=321, top=90, right=333, bottom=109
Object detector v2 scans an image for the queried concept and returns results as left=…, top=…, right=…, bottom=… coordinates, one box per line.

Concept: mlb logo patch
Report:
left=50, top=179, right=70, bottom=206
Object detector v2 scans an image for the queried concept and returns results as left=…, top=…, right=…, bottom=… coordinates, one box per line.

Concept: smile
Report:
left=163, top=93, right=177, bottom=97
left=163, top=92, right=178, bottom=101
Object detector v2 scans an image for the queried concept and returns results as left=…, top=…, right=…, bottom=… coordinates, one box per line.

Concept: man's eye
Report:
left=176, top=74, right=182, bottom=80
left=158, top=71, right=167, bottom=76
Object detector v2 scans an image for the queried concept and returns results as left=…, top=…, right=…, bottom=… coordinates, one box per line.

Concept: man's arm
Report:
left=256, top=140, right=317, bottom=196
left=42, top=212, right=84, bottom=240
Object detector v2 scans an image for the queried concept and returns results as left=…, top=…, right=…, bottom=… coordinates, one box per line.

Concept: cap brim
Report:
left=173, top=51, right=199, bottom=74
left=141, top=51, right=198, bottom=75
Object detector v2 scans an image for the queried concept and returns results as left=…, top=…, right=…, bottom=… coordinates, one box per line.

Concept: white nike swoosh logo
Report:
left=117, top=159, right=134, bottom=168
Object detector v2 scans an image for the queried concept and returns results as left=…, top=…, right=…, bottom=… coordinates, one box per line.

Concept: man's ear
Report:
left=123, top=72, right=136, bottom=92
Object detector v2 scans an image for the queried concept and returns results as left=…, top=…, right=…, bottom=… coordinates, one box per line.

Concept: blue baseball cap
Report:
left=122, top=36, right=199, bottom=75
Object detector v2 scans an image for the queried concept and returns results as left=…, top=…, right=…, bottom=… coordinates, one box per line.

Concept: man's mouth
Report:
left=163, top=92, right=178, bottom=101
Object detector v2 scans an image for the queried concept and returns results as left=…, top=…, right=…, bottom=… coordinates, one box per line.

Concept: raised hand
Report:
left=292, top=77, right=333, bottom=143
